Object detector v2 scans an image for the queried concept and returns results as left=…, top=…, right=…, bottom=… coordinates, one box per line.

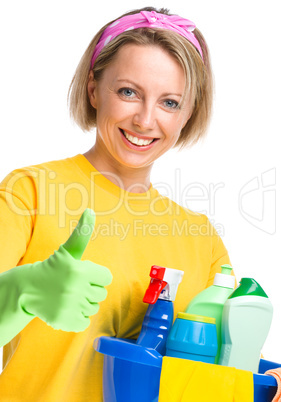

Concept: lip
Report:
left=119, top=129, right=159, bottom=151
left=120, top=128, right=158, bottom=141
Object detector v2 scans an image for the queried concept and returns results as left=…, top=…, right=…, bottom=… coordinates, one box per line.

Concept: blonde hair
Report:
left=68, top=7, right=213, bottom=149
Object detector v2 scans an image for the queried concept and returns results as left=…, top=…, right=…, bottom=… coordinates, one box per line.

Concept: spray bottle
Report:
left=185, top=264, right=235, bottom=363
left=94, top=265, right=183, bottom=401
left=219, top=278, right=273, bottom=372
left=136, top=265, right=184, bottom=355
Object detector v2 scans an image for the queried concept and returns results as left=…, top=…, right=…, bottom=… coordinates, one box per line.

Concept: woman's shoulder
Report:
left=1, top=154, right=80, bottom=184
left=0, top=155, right=84, bottom=204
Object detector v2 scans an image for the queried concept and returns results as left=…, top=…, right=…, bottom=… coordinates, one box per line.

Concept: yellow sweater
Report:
left=0, top=154, right=230, bottom=401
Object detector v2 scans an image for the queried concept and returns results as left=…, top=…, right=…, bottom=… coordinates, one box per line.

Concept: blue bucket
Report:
left=94, top=337, right=162, bottom=402
left=255, top=359, right=281, bottom=402
left=94, top=337, right=280, bottom=402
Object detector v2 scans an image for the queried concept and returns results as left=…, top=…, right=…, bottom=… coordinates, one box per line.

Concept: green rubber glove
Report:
left=0, top=208, right=112, bottom=347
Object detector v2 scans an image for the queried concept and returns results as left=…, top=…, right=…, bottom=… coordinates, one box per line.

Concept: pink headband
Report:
left=90, top=11, right=203, bottom=69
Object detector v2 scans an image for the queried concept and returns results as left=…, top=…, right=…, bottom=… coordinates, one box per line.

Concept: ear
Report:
left=87, top=70, right=98, bottom=109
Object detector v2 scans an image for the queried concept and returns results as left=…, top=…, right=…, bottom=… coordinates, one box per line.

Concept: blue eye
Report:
left=118, top=88, right=136, bottom=98
left=164, top=99, right=179, bottom=109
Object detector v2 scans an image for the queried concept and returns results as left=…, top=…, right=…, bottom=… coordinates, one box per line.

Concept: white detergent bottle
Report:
left=219, top=278, right=273, bottom=372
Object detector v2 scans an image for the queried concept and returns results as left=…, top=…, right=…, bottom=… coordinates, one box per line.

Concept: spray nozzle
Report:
left=143, top=265, right=184, bottom=304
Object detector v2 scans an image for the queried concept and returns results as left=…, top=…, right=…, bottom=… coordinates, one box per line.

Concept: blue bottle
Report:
left=166, top=312, right=218, bottom=363
left=136, top=265, right=184, bottom=355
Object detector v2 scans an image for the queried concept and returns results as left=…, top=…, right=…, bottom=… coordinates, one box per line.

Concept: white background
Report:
left=1, top=0, right=280, bottom=372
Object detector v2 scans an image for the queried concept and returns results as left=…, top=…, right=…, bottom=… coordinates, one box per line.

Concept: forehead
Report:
left=101, top=44, right=186, bottom=90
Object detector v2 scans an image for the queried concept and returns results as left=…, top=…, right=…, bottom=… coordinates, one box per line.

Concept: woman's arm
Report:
left=205, top=217, right=237, bottom=288
left=0, top=268, right=35, bottom=347
left=0, top=209, right=112, bottom=347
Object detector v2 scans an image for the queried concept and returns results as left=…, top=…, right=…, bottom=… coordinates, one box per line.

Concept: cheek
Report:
left=163, top=115, right=185, bottom=138
left=98, top=98, right=130, bottom=126
left=168, top=133, right=182, bottom=148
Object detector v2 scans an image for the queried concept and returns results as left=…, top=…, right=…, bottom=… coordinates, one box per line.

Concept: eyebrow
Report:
left=116, top=79, right=183, bottom=98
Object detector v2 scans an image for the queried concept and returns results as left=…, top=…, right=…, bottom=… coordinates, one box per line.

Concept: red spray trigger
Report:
left=143, top=266, right=168, bottom=304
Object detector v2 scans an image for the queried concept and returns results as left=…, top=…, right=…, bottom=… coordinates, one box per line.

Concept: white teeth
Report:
left=123, top=130, right=154, bottom=146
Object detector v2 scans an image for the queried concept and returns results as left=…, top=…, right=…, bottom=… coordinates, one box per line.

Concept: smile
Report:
left=120, top=129, right=157, bottom=147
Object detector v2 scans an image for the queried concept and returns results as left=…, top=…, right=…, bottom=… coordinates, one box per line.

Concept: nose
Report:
left=133, top=102, right=156, bottom=131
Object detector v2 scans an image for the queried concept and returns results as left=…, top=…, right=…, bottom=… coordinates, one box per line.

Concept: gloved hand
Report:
left=0, top=208, right=112, bottom=346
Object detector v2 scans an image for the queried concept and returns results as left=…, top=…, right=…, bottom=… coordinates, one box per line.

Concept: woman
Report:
left=0, top=7, right=231, bottom=401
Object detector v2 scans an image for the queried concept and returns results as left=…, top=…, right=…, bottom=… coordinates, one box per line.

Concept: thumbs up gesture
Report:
left=19, top=209, right=112, bottom=332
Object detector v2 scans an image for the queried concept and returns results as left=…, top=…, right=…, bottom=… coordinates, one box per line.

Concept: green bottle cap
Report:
left=228, top=278, right=268, bottom=299
left=221, top=264, right=233, bottom=275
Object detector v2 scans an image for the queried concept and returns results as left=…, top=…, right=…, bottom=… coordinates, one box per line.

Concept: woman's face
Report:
left=88, top=44, right=192, bottom=170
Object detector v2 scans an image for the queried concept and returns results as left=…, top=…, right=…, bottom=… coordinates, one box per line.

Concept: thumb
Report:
left=63, top=208, right=96, bottom=259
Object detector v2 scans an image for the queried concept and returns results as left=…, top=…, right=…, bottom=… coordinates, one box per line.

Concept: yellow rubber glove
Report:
left=0, top=209, right=112, bottom=347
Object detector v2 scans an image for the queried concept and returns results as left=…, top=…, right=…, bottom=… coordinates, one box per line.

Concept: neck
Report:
left=83, top=142, right=153, bottom=194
